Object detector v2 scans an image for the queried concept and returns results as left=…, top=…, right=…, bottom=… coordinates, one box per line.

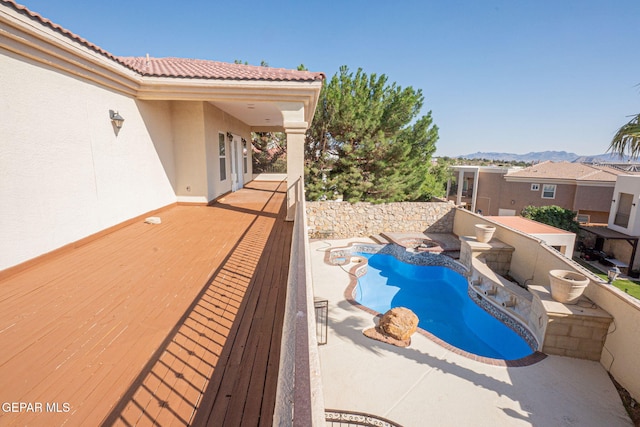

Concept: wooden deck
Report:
left=0, top=180, right=292, bottom=426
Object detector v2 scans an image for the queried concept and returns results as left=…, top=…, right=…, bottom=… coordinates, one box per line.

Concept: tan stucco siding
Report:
left=1, top=53, right=177, bottom=270
left=499, top=181, right=577, bottom=214
left=574, top=186, right=614, bottom=220
left=475, top=171, right=507, bottom=215
left=171, top=101, right=207, bottom=202
left=203, top=102, right=252, bottom=201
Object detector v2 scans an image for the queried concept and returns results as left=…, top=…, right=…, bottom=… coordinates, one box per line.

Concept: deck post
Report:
left=285, top=123, right=307, bottom=221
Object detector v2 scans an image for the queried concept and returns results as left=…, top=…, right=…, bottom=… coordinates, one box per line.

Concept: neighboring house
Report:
left=502, top=161, right=631, bottom=223
left=448, top=161, right=637, bottom=223
left=0, top=0, right=324, bottom=271
left=446, top=165, right=520, bottom=215
left=581, top=175, right=640, bottom=274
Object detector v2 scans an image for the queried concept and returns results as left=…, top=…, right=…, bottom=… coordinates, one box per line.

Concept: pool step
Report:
left=370, top=234, right=391, bottom=244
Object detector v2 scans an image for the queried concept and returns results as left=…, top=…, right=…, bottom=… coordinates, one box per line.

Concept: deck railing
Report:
left=273, top=177, right=326, bottom=426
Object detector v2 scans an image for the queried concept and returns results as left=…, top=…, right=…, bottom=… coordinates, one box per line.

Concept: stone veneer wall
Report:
left=459, top=237, right=515, bottom=277
left=306, top=201, right=455, bottom=239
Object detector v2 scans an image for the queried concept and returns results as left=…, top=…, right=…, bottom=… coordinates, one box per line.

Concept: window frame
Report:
left=541, top=184, right=556, bottom=199
left=531, top=183, right=540, bottom=191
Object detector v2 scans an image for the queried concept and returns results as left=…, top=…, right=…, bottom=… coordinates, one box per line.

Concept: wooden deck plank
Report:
left=0, top=180, right=292, bottom=427
left=195, top=195, right=293, bottom=426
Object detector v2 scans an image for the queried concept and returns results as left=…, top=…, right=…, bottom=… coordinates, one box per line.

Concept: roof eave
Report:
left=1, top=1, right=324, bottom=126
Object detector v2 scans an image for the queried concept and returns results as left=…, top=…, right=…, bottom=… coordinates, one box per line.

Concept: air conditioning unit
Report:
left=576, top=214, right=590, bottom=224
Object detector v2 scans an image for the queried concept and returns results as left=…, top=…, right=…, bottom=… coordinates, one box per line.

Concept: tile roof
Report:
left=117, top=56, right=324, bottom=82
left=3, top=0, right=324, bottom=82
left=4, top=0, right=120, bottom=61
left=486, top=216, right=573, bottom=235
left=505, top=161, right=623, bottom=182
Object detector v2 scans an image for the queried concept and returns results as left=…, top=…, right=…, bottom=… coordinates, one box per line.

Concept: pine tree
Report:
left=304, top=66, right=440, bottom=202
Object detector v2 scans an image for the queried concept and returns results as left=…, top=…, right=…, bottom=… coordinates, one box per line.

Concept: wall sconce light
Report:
left=226, top=132, right=233, bottom=141
left=608, top=266, right=621, bottom=283
left=109, top=110, right=125, bottom=129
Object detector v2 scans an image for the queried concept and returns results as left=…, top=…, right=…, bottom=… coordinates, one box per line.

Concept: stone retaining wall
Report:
left=306, top=201, right=456, bottom=239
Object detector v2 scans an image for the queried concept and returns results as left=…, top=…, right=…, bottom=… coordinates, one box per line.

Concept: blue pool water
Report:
left=354, top=252, right=533, bottom=360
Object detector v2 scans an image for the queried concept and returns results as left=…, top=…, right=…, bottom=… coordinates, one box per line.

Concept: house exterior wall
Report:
left=609, top=175, right=640, bottom=236
left=498, top=181, right=577, bottom=214
left=475, top=171, right=508, bottom=215
left=574, top=185, right=614, bottom=223
left=1, top=52, right=177, bottom=270
left=169, top=102, right=254, bottom=204
left=172, top=101, right=208, bottom=203
left=203, top=102, right=252, bottom=201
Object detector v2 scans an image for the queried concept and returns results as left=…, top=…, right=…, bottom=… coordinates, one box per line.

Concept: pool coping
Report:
left=325, top=241, right=547, bottom=367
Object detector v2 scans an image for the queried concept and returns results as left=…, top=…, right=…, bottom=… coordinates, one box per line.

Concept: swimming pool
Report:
left=354, top=252, right=534, bottom=360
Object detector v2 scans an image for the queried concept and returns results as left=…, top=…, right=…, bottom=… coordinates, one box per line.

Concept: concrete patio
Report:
left=311, top=238, right=632, bottom=426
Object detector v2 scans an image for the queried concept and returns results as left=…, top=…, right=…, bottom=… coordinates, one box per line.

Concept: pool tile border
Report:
left=324, top=242, right=547, bottom=367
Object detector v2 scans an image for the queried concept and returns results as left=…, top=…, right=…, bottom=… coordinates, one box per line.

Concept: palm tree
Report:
left=609, top=113, right=640, bottom=159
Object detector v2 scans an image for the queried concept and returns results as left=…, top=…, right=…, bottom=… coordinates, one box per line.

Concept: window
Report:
left=219, top=133, right=226, bottom=181
left=531, top=183, right=540, bottom=191
left=542, top=184, right=556, bottom=199
left=614, top=192, right=633, bottom=228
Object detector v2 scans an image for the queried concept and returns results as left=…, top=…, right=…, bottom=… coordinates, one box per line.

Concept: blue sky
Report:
left=18, top=0, right=640, bottom=157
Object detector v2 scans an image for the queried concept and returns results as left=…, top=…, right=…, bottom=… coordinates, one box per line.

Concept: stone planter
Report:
left=475, top=224, right=496, bottom=243
left=549, top=269, right=590, bottom=304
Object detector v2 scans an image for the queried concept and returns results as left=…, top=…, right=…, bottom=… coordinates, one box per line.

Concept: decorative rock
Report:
left=378, top=307, right=419, bottom=341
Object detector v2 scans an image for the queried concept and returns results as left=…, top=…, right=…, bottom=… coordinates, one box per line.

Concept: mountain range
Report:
left=457, top=151, right=634, bottom=163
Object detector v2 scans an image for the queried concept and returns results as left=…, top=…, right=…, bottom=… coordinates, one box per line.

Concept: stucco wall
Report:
left=203, top=102, right=252, bottom=201
left=574, top=185, right=614, bottom=222
left=476, top=170, right=508, bottom=215
left=499, top=181, right=577, bottom=215
left=609, top=175, right=640, bottom=236
left=172, top=101, right=207, bottom=203
left=454, top=208, right=640, bottom=402
left=1, top=53, right=177, bottom=270
left=306, top=201, right=455, bottom=238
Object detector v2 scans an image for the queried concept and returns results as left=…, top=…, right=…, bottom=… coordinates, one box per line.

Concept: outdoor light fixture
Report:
left=109, top=110, right=125, bottom=129
left=608, top=266, right=621, bottom=283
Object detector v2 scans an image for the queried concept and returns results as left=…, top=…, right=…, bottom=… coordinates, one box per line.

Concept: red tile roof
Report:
left=486, top=216, right=573, bottom=235
left=117, top=56, right=324, bottom=81
left=505, top=161, right=626, bottom=182
left=3, top=0, right=324, bottom=82
left=4, top=0, right=120, bottom=61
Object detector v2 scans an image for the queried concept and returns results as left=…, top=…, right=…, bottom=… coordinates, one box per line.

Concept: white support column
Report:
left=457, top=169, right=464, bottom=206
left=279, top=102, right=309, bottom=221
left=285, top=123, right=308, bottom=221
left=471, top=168, right=480, bottom=213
